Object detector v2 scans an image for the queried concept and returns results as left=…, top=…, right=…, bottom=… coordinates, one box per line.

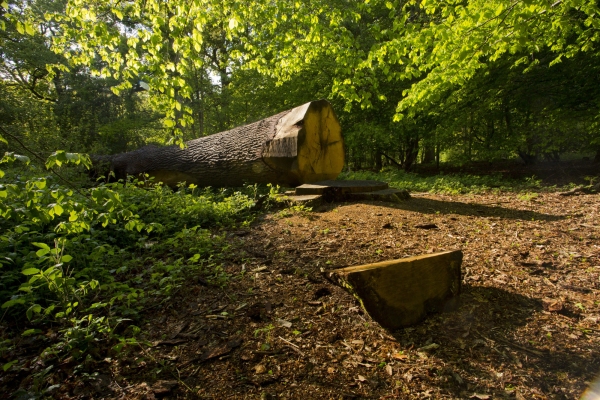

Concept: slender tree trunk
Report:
left=422, top=145, right=435, bottom=164
left=375, top=150, right=383, bottom=171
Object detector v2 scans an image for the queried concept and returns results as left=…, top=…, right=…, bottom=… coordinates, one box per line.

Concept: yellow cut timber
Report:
left=298, top=100, right=344, bottom=183
left=262, top=100, right=344, bottom=185
left=330, top=250, right=462, bottom=330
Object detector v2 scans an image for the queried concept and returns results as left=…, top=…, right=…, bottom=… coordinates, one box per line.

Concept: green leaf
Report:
left=2, top=361, right=17, bottom=372
left=21, top=268, right=40, bottom=275
left=26, top=304, right=42, bottom=320
left=2, top=298, right=25, bottom=308
left=32, top=242, right=50, bottom=250
left=35, top=248, right=50, bottom=257
left=53, top=204, right=64, bottom=216
left=25, top=22, right=35, bottom=36
left=14, top=154, right=30, bottom=164
left=61, top=255, right=73, bottom=263
left=21, top=329, right=42, bottom=337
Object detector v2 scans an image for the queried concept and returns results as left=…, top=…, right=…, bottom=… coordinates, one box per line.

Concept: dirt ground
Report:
left=59, top=191, right=600, bottom=399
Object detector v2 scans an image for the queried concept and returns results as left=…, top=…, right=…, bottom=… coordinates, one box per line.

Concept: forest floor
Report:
left=53, top=189, right=600, bottom=399
left=7, top=185, right=600, bottom=400
left=415, top=159, right=600, bottom=187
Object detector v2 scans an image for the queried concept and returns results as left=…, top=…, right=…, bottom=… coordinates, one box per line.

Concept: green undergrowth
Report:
left=0, top=151, right=271, bottom=393
left=339, top=169, right=553, bottom=194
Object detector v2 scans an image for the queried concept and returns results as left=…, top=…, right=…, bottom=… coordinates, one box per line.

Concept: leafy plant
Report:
left=0, top=149, right=259, bottom=369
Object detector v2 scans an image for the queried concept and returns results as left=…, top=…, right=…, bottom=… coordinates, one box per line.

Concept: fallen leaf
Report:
left=385, top=364, right=393, bottom=376
left=327, top=367, right=335, bottom=374
left=151, top=380, right=178, bottom=395
left=198, top=337, right=242, bottom=362
left=392, top=352, right=408, bottom=360
left=542, top=297, right=563, bottom=312
left=418, top=343, right=439, bottom=351
left=276, top=318, right=292, bottom=328
left=452, top=371, right=464, bottom=385
left=470, top=394, right=491, bottom=400
left=254, top=364, right=266, bottom=374
left=357, top=375, right=366, bottom=382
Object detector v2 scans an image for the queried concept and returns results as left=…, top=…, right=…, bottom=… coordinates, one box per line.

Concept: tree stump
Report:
left=329, top=250, right=462, bottom=330
left=94, top=100, right=344, bottom=188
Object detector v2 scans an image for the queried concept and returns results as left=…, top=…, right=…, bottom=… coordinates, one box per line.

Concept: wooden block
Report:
left=276, top=194, right=322, bottom=207
left=295, top=180, right=388, bottom=195
left=348, top=188, right=411, bottom=203
left=329, top=250, right=462, bottom=330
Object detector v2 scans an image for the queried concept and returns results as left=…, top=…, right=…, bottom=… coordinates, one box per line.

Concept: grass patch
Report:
left=339, top=169, right=548, bottom=194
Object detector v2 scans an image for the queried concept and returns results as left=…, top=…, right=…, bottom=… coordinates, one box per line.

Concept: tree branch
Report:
left=381, top=152, right=402, bottom=169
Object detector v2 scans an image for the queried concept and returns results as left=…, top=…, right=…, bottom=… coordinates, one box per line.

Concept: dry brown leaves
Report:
left=62, top=192, right=600, bottom=399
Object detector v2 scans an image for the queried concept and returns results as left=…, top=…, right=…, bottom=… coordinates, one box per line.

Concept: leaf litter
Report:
left=4, top=191, right=600, bottom=398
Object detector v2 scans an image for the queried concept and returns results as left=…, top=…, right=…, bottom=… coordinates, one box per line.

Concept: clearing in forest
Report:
left=57, top=191, right=599, bottom=399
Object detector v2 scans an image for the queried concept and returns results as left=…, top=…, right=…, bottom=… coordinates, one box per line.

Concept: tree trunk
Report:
left=374, top=150, right=383, bottom=171
left=422, top=144, right=435, bottom=164
left=96, top=100, right=344, bottom=187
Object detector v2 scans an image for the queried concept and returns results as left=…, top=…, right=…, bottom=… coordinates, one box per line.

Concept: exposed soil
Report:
left=8, top=191, right=600, bottom=399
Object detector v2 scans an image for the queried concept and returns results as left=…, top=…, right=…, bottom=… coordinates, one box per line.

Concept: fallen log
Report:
left=329, top=250, right=462, bottom=330
left=95, top=100, right=344, bottom=187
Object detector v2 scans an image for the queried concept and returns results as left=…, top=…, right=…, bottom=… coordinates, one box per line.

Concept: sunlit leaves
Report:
left=45, top=151, right=92, bottom=169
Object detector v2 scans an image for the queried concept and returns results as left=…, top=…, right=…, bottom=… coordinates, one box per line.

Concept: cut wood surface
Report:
left=295, top=180, right=388, bottom=195
left=330, top=250, right=462, bottom=330
left=94, top=100, right=344, bottom=188
left=277, top=194, right=323, bottom=207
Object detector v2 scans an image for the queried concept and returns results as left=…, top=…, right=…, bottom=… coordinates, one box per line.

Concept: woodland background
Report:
left=2, top=0, right=600, bottom=170
left=1, top=1, right=600, bottom=398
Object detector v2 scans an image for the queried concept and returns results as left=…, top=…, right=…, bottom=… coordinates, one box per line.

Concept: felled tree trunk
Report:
left=95, top=100, right=344, bottom=187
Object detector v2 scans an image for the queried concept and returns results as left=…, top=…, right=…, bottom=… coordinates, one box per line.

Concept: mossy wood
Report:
left=95, top=100, right=344, bottom=187
left=330, top=250, right=462, bottom=330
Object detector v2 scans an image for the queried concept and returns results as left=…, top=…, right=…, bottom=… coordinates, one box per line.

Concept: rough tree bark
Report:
left=95, top=100, right=344, bottom=187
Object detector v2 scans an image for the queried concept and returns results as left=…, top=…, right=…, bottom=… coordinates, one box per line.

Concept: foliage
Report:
left=341, top=169, right=543, bottom=195
left=0, top=153, right=259, bottom=371
left=2, top=0, right=599, bottom=395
